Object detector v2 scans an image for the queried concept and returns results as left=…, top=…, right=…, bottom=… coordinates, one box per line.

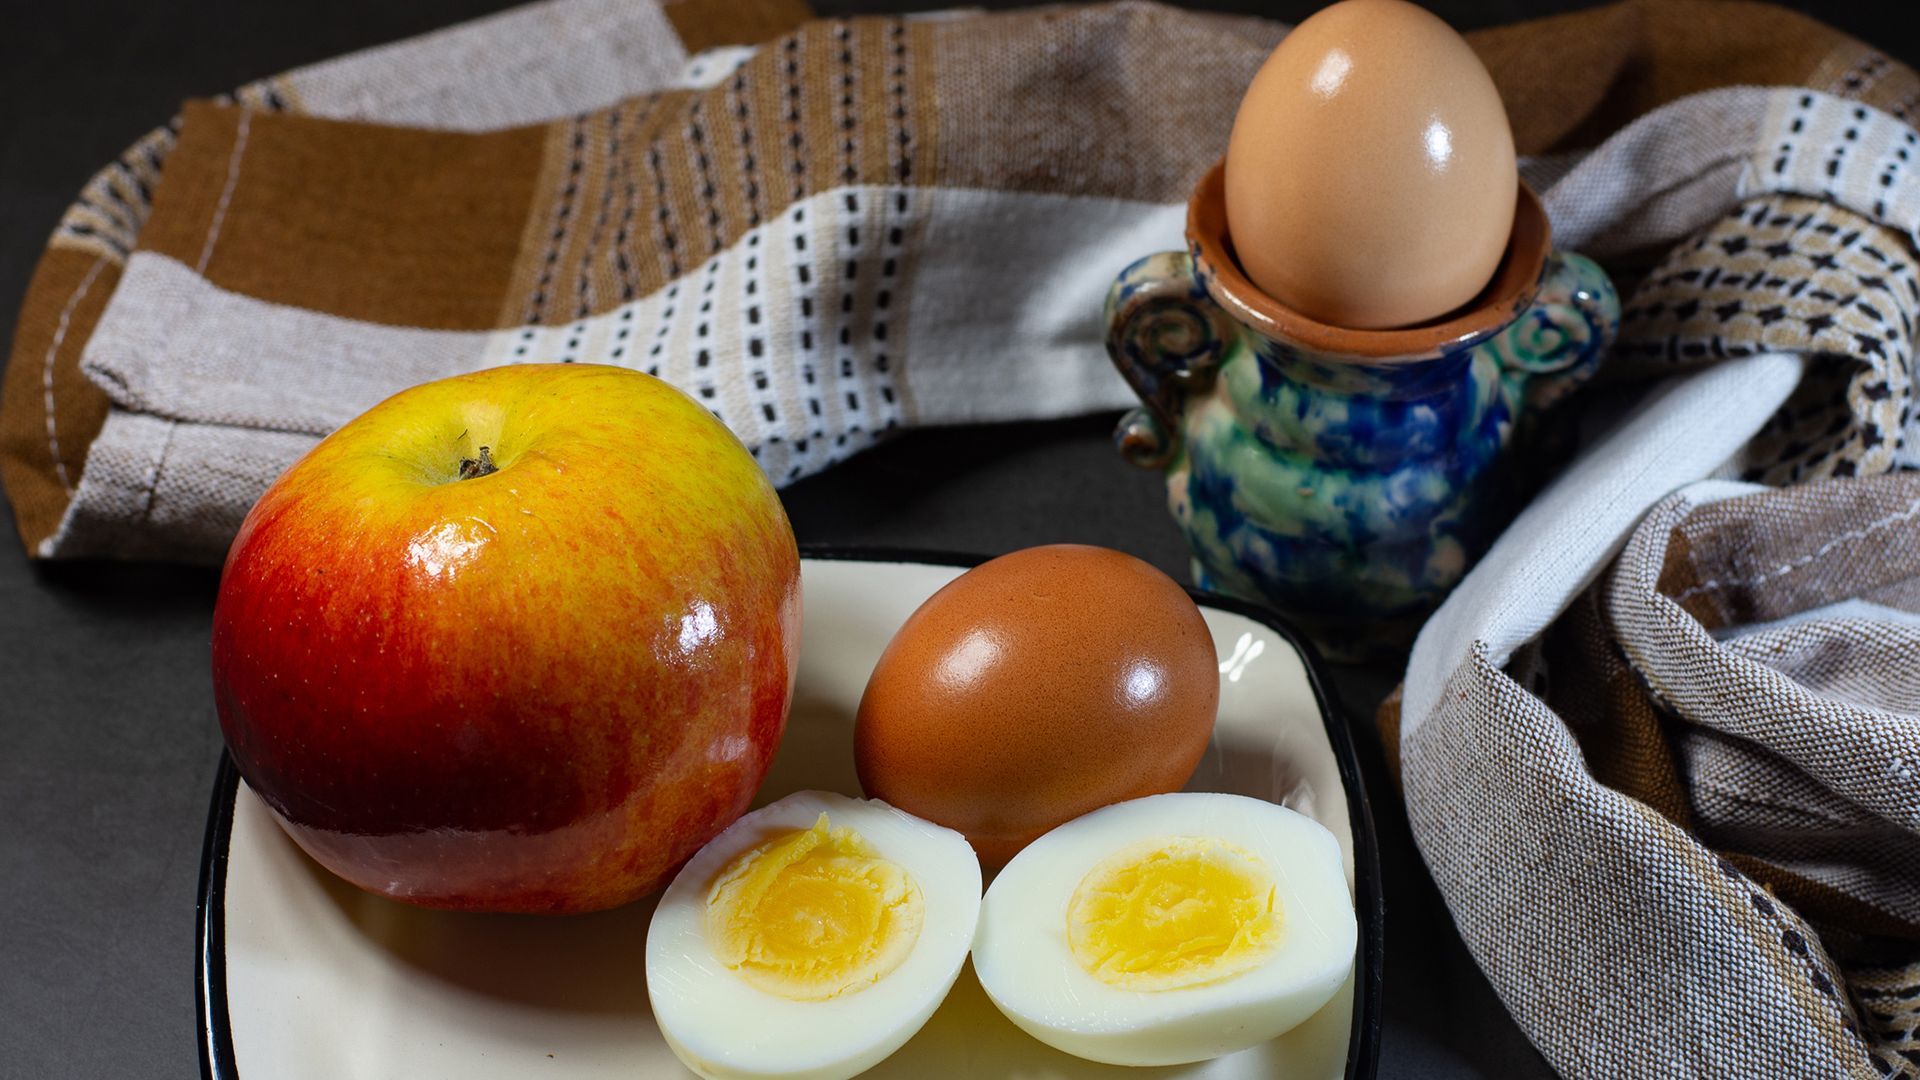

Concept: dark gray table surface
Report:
left=2, top=1, right=1913, bottom=1077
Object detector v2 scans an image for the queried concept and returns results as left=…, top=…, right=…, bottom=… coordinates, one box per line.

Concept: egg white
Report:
left=646, top=790, right=982, bottom=1080
left=971, top=791, right=1356, bottom=1067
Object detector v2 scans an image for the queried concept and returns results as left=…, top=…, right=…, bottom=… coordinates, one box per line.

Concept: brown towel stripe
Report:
left=0, top=251, right=119, bottom=549
left=3, top=0, right=1917, bottom=563
left=659, top=0, right=809, bottom=55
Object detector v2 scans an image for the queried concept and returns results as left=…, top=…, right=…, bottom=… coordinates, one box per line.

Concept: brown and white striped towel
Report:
left=5, top=0, right=1920, bottom=1076
left=6, top=0, right=1917, bottom=561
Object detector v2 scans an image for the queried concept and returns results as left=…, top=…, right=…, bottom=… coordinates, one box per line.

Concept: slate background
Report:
left=1, top=1, right=1913, bottom=1076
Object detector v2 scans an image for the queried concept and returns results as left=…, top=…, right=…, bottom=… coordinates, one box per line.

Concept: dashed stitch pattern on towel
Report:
left=1616, top=194, right=1918, bottom=484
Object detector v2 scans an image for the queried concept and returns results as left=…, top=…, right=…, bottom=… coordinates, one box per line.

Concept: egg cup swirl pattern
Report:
left=1107, top=163, right=1618, bottom=660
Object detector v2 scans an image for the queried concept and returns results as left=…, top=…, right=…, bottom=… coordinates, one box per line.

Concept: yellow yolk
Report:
left=705, top=814, right=924, bottom=1001
left=1066, top=836, right=1281, bottom=991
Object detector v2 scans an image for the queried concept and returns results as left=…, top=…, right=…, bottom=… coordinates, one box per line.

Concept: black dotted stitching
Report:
left=574, top=107, right=625, bottom=321
left=837, top=22, right=858, bottom=185
left=686, top=101, right=724, bottom=256
left=732, top=71, right=762, bottom=228
left=889, top=20, right=913, bottom=183
left=527, top=114, right=588, bottom=324
left=646, top=142, right=680, bottom=280
left=613, top=95, right=662, bottom=304
left=784, top=36, right=807, bottom=201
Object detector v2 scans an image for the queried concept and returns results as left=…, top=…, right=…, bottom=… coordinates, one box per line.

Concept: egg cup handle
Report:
left=1493, top=250, right=1620, bottom=418
left=1106, top=251, right=1235, bottom=469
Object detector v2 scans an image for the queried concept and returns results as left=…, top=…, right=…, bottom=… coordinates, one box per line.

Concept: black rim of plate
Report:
left=196, top=545, right=1385, bottom=1080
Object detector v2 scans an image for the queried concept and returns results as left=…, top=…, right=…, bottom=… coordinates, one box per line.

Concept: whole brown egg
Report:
left=854, top=545, right=1219, bottom=866
left=1224, top=0, right=1517, bottom=330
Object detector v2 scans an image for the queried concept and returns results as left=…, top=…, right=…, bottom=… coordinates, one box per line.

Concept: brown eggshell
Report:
left=854, top=545, right=1219, bottom=866
left=1224, top=0, right=1517, bottom=330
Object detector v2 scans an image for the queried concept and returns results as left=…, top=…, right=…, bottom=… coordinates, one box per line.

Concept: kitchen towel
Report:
left=5, top=0, right=1920, bottom=1076
left=1384, top=78, right=1920, bottom=1080
left=4, top=0, right=1916, bottom=560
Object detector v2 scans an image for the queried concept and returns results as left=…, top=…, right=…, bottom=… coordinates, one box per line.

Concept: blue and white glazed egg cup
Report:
left=1110, top=161, right=1619, bottom=661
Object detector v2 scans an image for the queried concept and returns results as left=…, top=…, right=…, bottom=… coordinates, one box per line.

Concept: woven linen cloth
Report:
left=4, top=0, right=1919, bottom=560
left=7, top=0, right=1920, bottom=1076
left=1388, top=81, right=1920, bottom=1080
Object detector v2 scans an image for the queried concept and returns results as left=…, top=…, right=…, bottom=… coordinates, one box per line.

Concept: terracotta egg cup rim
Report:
left=1188, top=158, right=1551, bottom=362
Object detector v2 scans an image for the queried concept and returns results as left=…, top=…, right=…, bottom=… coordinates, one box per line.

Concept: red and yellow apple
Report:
left=211, top=364, right=801, bottom=914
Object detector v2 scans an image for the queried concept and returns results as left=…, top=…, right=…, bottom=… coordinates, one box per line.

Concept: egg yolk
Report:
left=705, top=814, right=924, bottom=1001
left=1066, top=837, right=1280, bottom=991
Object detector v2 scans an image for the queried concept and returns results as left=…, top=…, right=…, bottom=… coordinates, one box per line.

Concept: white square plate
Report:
left=196, top=551, right=1382, bottom=1079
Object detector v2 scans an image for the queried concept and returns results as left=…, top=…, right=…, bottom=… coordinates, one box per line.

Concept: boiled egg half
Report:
left=972, top=791, right=1356, bottom=1066
left=646, top=790, right=982, bottom=1080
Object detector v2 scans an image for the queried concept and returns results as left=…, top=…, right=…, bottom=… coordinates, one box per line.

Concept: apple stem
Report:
left=458, top=446, right=499, bottom=480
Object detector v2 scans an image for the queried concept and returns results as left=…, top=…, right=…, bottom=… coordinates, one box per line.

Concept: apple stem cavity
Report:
left=458, top=445, right=499, bottom=481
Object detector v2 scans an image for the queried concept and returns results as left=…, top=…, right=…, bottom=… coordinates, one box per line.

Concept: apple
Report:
left=210, top=364, right=801, bottom=914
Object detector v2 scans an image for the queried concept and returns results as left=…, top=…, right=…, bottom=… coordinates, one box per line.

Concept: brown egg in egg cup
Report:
left=1192, top=158, right=1551, bottom=363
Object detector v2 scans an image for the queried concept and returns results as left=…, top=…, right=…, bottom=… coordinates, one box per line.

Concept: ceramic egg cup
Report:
left=1109, top=161, right=1620, bottom=661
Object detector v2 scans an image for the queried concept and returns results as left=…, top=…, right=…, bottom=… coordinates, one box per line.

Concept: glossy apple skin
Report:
left=211, top=364, right=801, bottom=914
